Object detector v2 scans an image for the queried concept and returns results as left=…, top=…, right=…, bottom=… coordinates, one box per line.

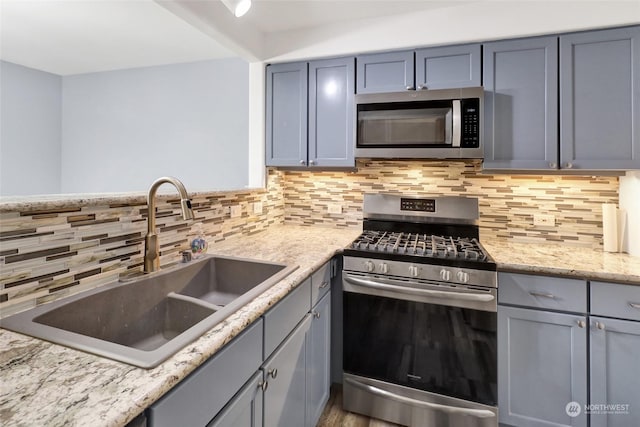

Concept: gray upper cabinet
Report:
left=265, top=62, right=308, bottom=167
left=415, top=44, right=481, bottom=90
left=498, top=306, right=587, bottom=427
left=356, top=51, right=415, bottom=93
left=483, top=37, right=559, bottom=170
left=308, top=57, right=355, bottom=167
left=560, top=26, right=640, bottom=170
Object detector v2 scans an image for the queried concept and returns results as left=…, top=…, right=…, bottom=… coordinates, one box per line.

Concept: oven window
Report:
left=357, top=100, right=453, bottom=147
left=343, top=291, right=497, bottom=406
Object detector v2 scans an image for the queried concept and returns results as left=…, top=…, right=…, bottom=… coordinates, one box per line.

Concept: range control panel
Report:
left=400, top=198, right=436, bottom=212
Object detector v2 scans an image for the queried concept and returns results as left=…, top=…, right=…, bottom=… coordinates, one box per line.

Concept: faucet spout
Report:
left=144, top=176, right=194, bottom=273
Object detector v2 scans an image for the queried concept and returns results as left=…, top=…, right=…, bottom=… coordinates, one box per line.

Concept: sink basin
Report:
left=0, top=255, right=297, bottom=368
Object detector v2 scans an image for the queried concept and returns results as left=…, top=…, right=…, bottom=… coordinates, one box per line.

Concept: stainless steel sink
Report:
left=0, top=255, right=297, bottom=368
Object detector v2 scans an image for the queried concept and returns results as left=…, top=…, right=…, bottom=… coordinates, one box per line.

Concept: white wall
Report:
left=263, top=1, right=640, bottom=62
left=60, top=58, right=249, bottom=193
left=0, top=61, right=62, bottom=196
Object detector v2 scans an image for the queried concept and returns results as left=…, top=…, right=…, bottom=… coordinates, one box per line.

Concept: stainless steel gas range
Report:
left=342, top=194, right=498, bottom=427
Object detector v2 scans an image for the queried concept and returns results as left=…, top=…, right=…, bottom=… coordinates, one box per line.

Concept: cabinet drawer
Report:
left=263, top=279, right=311, bottom=359
left=148, top=319, right=263, bottom=427
left=591, top=281, right=640, bottom=321
left=498, top=272, right=587, bottom=312
left=311, top=262, right=331, bottom=307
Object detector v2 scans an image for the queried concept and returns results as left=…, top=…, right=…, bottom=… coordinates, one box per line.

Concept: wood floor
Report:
left=316, top=385, right=403, bottom=427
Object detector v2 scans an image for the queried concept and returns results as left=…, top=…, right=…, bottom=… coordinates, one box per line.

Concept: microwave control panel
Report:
left=461, top=98, right=480, bottom=148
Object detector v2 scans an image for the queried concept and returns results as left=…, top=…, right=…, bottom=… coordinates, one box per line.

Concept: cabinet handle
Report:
left=405, top=85, right=415, bottom=90
left=318, top=281, right=329, bottom=289
left=577, top=320, right=586, bottom=328
left=548, top=162, right=557, bottom=169
left=299, top=160, right=306, bottom=165
left=596, top=321, right=605, bottom=330
left=268, top=368, right=278, bottom=379
left=529, top=291, right=556, bottom=299
left=417, top=84, right=427, bottom=90
left=312, top=310, right=321, bottom=319
left=309, top=160, right=316, bottom=165
left=564, top=162, right=573, bottom=169
left=629, top=302, right=640, bottom=309
left=258, top=380, right=268, bottom=391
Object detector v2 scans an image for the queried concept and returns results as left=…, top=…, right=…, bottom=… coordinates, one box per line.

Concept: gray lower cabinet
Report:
left=147, top=320, right=264, bottom=427
left=498, top=306, right=588, bottom=427
left=265, top=62, right=308, bottom=167
left=208, top=371, right=264, bottom=427
left=266, top=58, right=355, bottom=168
left=483, top=36, right=558, bottom=170
left=147, top=260, right=335, bottom=427
left=262, top=314, right=312, bottom=427
left=589, top=281, right=640, bottom=427
left=560, top=26, right=640, bottom=170
left=498, top=272, right=588, bottom=427
left=306, top=292, right=331, bottom=427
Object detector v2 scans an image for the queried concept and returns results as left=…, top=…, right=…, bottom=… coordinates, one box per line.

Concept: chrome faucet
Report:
left=144, top=177, right=194, bottom=273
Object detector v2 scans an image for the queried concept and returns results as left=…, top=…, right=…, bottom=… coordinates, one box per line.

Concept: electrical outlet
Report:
left=230, top=205, right=242, bottom=218
left=327, top=203, right=342, bottom=215
left=253, top=202, right=263, bottom=214
left=533, top=214, right=556, bottom=227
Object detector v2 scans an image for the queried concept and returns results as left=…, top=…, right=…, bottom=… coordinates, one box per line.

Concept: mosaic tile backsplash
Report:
left=0, top=160, right=619, bottom=316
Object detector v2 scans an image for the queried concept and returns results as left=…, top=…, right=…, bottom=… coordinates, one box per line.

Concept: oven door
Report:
left=342, top=271, right=497, bottom=425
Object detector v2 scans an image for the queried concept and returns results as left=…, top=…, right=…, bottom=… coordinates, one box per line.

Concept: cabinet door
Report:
left=263, top=314, right=312, bottom=427
left=483, top=37, right=558, bottom=170
left=207, top=371, right=264, bottom=427
left=590, top=316, right=640, bottom=427
left=560, top=26, right=640, bottom=170
left=498, top=306, right=587, bottom=427
left=415, top=44, right=481, bottom=89
left=265, top=62, right=308, bottom=167
left=306, top=292, right=331, bottom=427
left=356, top=51, right=415, bottom=93
left=308, top=57, right=355, bottom=167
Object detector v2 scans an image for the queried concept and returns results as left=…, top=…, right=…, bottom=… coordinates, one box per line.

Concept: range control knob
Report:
left=456, top=271, right=469, bottom=283
left=379, top=263, right=389, bottom=274
left=439, top=269, right=451, bottom=281
left=364, top=261, right=375, bottom=272
left=408, top=265, right=419, bottom=277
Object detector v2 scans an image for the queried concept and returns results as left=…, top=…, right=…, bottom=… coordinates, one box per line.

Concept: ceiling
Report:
left=0, top=0, right=470, bottom=75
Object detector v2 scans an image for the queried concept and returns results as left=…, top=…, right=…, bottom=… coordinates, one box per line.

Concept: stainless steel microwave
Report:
left=354, top=87, right=484, bottom=159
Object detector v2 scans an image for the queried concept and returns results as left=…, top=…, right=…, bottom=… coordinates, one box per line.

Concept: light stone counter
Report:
left=484, top=238, right=640, bottom=284
left=3, top=225, right=640, bottom=427
left=0, top=224, right=360, bottom=427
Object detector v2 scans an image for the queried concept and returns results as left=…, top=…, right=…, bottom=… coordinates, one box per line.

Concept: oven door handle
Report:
left=344, top=377, right=496, bottom=418
left=343, top=275, right=495, bottom=302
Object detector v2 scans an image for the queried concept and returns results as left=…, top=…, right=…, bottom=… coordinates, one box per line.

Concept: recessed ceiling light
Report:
left=221, top=0, right=252, bottom=17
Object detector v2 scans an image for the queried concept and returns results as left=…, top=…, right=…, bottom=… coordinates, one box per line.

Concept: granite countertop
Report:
left=2, top=224, right=640, bottom=427
left=483, top=238, right=640, bottom=284
left=0, top=224, right=361, bottom=427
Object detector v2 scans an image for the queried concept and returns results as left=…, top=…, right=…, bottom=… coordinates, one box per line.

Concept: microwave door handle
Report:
left=344, top=377, right=496, bottom=418
left=452, top=99, right=461, bottom=147
left=343, top=275, right=494, bottom=302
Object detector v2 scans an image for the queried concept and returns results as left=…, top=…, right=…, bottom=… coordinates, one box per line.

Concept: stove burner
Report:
left=350, top=230, right=489, bottom=262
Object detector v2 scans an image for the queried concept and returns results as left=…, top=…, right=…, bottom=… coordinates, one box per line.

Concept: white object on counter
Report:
left=602, top=203, right=619, bottom=252
left=620, top=171, right=640, bottom=256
